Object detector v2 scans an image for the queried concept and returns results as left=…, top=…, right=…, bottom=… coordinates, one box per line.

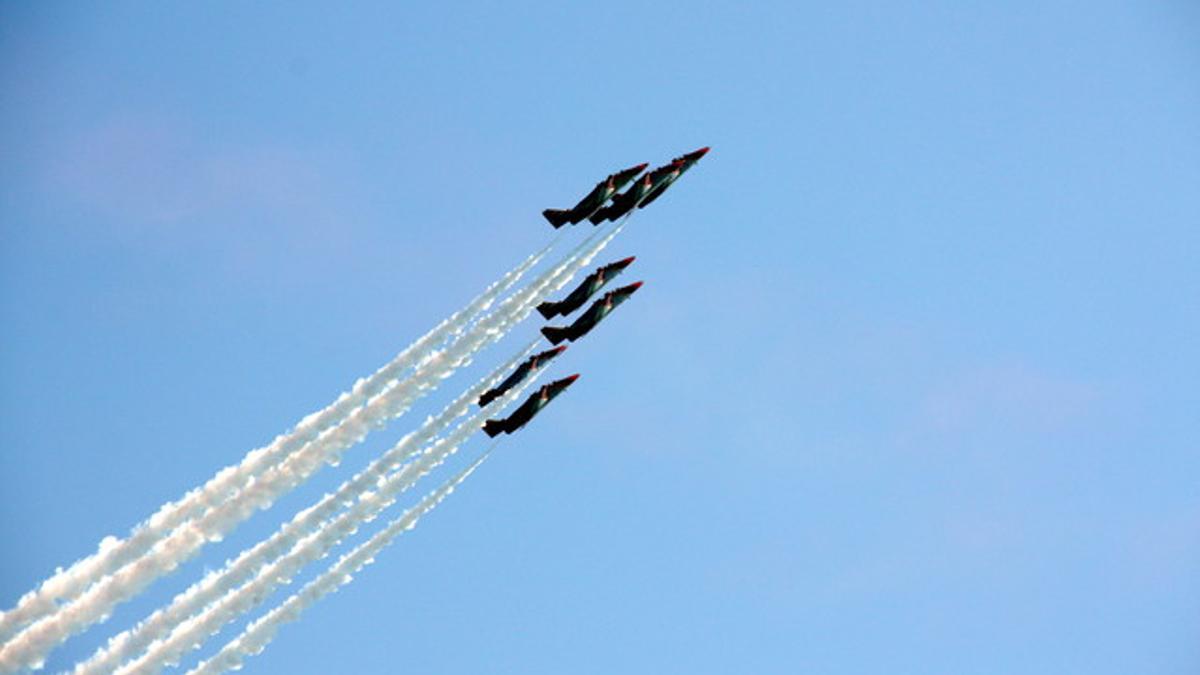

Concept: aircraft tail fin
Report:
left=542, top=209, right=572, bottom=229
left=540, top=325, right=570, bottom=345
left=536, top=301, right=558, bottom=320
left=482, top=419, right=504, bottom=438
left=588, top=208, right=609, bottom=225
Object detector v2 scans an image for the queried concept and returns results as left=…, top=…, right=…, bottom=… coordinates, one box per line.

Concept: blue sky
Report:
left=1, top=2, right=1197, bottom=673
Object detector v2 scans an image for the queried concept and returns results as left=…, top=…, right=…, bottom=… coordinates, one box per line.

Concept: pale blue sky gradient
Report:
left=2, top=3, right=1198, bottom=673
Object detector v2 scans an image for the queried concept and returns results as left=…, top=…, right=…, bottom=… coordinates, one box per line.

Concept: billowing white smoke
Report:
left=72, top=340, right=541, bottom=675
left=172, top=227, right=631, bottom=674
left=1, top=224, right=622, bottom=671
left=115, top=371, right=541, bottom=674
left=0, top=252, right=544, bottom=669
left=187, top=450, right=493, bottom=675
left=0, top=246, right=546, bottom=649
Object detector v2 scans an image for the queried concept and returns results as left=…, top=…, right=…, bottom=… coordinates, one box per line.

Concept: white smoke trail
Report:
left=172, top=227, right=630, bottom=674
left=72, top=341, right=540, bottom=675
left=0, top=246, right=546, bottom=650
left=187, top=450, right=493, bottom=675
left=0, top=251, right=547, bottom=671
left=115, top=371, right=539, bottom=674
left=0, top=226, right=621, bottom=671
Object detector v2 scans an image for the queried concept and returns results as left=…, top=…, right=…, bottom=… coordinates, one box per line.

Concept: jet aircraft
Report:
left=637, top=146, right=709, bottom=210
left=588, top=167, right=671, bottom=224
left=536, top=256, right=636, bottom=319
left=542, top=163, right=647, bottom=228
left=478, top=346, right=567, bottom=407
left=482, top=374, right=580, bottom=437
left=589, top=147, right=710, bottom=223
left=541, top=282, right=642, bottom=345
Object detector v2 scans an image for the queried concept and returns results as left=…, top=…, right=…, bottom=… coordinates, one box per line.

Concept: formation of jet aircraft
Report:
left=483, top=147, right=709, bottom=437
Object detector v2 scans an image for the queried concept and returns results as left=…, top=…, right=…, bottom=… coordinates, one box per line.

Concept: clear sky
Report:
left=1, top=2, right=1197, bottom=673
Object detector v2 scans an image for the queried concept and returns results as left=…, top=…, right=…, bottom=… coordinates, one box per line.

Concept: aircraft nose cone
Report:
left=564, top=374, right=581, bottom=384
left=618, top=256, right=636, bottom=266
left=696, top=146, right=710, bottom=156
left=627, top=281, right=644, bottom=292
left=554, top=345, right=568, bottom=355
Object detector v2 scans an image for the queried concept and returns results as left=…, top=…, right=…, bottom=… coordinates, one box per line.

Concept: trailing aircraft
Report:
left=478, top=347, right=567, bottom=407
left=536, top=256, right=635, bottom=319
left=540, top=282, right=642, bottom=345
left=542, top=163, right=647, bottom=228
left=482, top=375, right=580, bottom=437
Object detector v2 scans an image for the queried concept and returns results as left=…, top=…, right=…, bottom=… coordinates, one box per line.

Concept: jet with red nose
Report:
left=542, top=162, right=647, bottom=228
left=482, top=374, right=580, bottom=437
left=540, top=282, right=643, bottom=345
left=478, top=346, right=568, bottom=408
left=536, top=256, right=636, bottom=319
left=589, top=147, right=710, bottom=223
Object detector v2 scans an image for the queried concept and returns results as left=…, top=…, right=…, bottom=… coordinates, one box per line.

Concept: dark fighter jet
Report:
left=478, top=346, right=567, bottom=407
left=542, top=162, right=647, bottom=228
left=536, top=256, right=636, bottom=319
left=638, top=146, right=709, bottom=209
left=541, top=282, right=642, bottom=345
left=482, top=374, right=580, bottom=437
left=589, top=147, right=710, bottom=224
left=587, top=167, right=669, bottom=224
